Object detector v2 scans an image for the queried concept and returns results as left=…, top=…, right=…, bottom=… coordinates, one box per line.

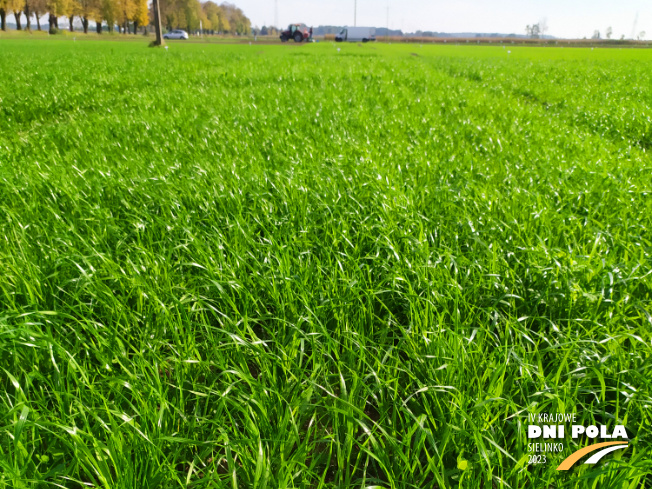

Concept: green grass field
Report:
left=0, top=39, right=651, bottom=488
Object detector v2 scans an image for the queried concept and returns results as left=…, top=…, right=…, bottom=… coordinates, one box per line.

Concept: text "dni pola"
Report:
left=528, top=425, right=628, bottom=439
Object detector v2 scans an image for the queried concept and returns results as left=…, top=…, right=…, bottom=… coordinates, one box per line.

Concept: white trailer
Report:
left=335, top=27, right=376, bottom=42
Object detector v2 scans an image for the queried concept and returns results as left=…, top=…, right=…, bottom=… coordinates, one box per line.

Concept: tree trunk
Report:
left=134, top=20, right=138, bottom=34
left=82, top=17, right=88, bottom=33
left=23, top=5, right=30, bottom=30
left=96, top=20, right=102, bottom=33
left=35, top=10, right=41, bottom=30
left=0, top=9, right=6, bottom=31
left=152, top=0, right=164, bottom=45
left=14, top=11, right=21, bottom=30
left=123, top=20, right=127, bottom=34
left=68, top=15, right=73, bottom=32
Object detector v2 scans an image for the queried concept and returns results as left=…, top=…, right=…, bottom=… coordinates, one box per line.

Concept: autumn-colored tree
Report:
left=157, top=0, right=248, bottom=35
left=161, top=0, right=200, bottom=32
left=0, top=0, right=11, bottom=30
left=27, top=0, right=47, bottom=29
left=201, top=1, right=221, bottom=32
left=114, top=0, right=134, bottom=32
left=101, top=0, right=117, bottom=31
left=74, top=0, right=99, bottom=33
left=132, top=0, right=146, bottom=32
left=160, top=0, right=181, bottom=30
left=0, top=0, right=248, bottom=35
left=220, top=2, right=248, bottom=34
left=183, top=0, right=200, bottom=32
left=215, top=3, right=228, bottom=32
left=0, top=0, right=6, bottom=31
left=66, top=0, right=78, bottom=31
left=198, top=8, right=208, bottom=31
left=86, top=0, right=104, bottom=32
left=23, top=0, right=31, bottom=29
left=163, top=10, right=174, bottom=30
left=91, top=7, right=101, bottom=32
left=2, top=0, right=23, bottom=29
left=48, top=0, right=70, bottom=29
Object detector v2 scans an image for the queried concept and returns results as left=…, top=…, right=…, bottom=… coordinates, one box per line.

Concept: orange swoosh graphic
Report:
left=556, top=441, right=628, bottom=471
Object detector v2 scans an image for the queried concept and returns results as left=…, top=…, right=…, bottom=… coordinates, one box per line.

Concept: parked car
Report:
left=164, top=30, right=189, bottom=40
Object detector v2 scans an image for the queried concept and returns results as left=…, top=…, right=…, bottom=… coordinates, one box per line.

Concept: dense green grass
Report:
left=0, top=40, right=651, bottom=488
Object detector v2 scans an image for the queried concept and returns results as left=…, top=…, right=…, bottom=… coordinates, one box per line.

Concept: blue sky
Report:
left=236, top=0, right=651, bottom=39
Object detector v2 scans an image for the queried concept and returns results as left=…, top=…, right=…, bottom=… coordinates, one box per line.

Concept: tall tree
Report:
left=0, top=0, right=23, bottom=30
left=1, top=0, right=23, bottom=29
left=100, top=0, right=117, bottom=31
left=525, top=23, right=540, bottom=39
left=0, top=0, right=23, bottom=31
left=160, top=0, right=186, bottom=31
left=183, top=0, right=200, bottom=32
left=132, top=0, right=145, bottom=32
left=89, top=0, right=105, bottom=32
left=115, top=0, right=134, bottom=33
left=0, top=0, right=6, bottom=31
left=48, top=0, right=70, bottom=29
left=198, top=7, right=208, bottom=31
left=92, top=8, right=101, bottom=31
left=220, top=2, right=248, bottom=34
left=159, top=0, right=174, bottom=30
left=538, top=18, right=548, bottom=38
left=23, top=0, right=30, bottom=29
left=156, top=0, right=248, bottom=36
left=215, top=2, right=228, bottom=32
left=67, top=0, right=77, bottom=31
left=201, top=1, right=221, bottom=33
left=27, top=0, right=46, bottom=30
left=75, top=0, right=98, bottom=33
left=12, top=4, right=21, bottom=29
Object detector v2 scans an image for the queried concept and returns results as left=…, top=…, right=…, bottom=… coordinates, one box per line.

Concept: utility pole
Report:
left=152, top=0, right=164, bottom=46
left=386, top=6, right=389, bottom=41
left=275, top=0, right=278, bottom=30
left=631, top=12, right=638, bottom=40
left=354, top=0, right=357, bottom=27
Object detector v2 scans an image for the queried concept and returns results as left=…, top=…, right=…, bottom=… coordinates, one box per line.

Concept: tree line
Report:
left=0, top=0, right=250, bottom=35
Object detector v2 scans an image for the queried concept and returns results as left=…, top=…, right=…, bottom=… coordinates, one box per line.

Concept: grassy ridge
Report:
left=0, top=40, right=651, bottom=488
